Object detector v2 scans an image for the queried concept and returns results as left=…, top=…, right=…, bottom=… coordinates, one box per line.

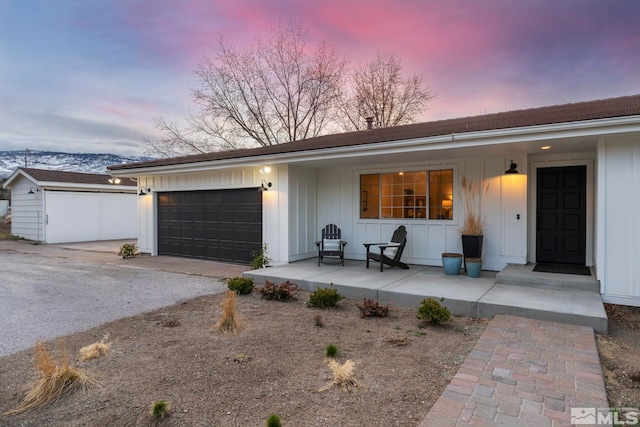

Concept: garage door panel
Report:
left=157, top=189, right=262, bottom=264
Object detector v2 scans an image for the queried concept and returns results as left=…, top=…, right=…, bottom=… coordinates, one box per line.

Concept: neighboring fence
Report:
left=0, top=200, right=9, bottom=219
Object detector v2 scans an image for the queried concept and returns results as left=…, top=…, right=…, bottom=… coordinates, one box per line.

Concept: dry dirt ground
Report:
left=597, top=304, right=640, bottom=412
left=0, top=290, right=486, bottom=427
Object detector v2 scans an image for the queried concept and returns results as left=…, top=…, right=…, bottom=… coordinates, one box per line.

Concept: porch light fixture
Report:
left=28, top=187, right=39, bottom=194
left=258, top=179, right=272, bottom=192
left=259, top=166, right=271, bottom=174
left=108, top=177, right=121, bottom=184
left=139, top=187, right=151, bottom=196
left=505, top=160, right=519, bottom=174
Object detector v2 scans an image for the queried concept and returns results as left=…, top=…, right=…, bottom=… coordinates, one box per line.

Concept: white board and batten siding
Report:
left=597, top=134, right=640, bottom=305
left=315, top=156, right=528, bottom=272
left=137, top=166, right=290, bottom=264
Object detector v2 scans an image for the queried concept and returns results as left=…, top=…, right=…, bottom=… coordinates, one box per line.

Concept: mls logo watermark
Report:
left=571, top=407, right=639, bottom=425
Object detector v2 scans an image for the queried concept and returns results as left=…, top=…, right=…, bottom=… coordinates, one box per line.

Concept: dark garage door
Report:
left=157, top=189, right=262, bottom=264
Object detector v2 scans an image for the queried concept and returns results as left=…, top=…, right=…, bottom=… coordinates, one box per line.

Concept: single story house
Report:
left=2, top=168, right=138, bottom=243
left=109, top=94, right=640, bottom=306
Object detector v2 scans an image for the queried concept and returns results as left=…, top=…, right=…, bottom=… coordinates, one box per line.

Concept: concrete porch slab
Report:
left=377, top=267, right=495, bottom=317
left=478, top=283, right=608, bottom=334
left=244, top=259, right=607, bottom=334
left=497, top=263, right=600, bottom=292
left=244, top=258, right=426, bottom=300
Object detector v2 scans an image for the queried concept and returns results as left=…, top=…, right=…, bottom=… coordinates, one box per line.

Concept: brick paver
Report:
left=420, top=315, right=609, bottom=426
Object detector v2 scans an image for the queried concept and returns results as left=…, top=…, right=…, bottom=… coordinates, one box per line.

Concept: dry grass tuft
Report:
left=3, top=340, right=94, bottom=415
left=214, top=290, right=246, bottom=335
left=79, top=335, right=111, bottom=361
left=320, top=359, right=359, bottom=392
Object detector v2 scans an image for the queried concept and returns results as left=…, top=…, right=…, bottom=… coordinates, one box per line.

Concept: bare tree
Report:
left=145, top=21, right=346, bottom=157
left=341, top=53, right=434, bottom=131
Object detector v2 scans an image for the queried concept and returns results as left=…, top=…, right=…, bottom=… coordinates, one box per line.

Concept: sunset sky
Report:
left=1, top=0, right=638, bottom=156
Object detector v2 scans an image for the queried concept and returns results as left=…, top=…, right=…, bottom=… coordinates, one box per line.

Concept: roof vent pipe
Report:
left=365, top=117, right=374, bottom=130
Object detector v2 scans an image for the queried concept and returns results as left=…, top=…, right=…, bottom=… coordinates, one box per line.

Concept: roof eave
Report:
left=109, top=115, right=640, bottom=177
left=2, top=169, right=35, bottom=189
left=38, top=182, right=137, bottom=192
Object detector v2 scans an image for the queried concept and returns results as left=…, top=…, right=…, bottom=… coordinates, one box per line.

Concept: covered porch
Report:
left=244, top=259, right=608, bottom=334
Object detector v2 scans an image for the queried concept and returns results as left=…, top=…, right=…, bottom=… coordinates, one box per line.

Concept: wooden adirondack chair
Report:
left=363, top=225, right=409, bottom=272
left=315, top=224, right=348, bottom=266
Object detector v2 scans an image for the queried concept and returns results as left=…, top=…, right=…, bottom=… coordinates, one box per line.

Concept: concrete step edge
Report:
left=495, top=275, right=600, bottom=292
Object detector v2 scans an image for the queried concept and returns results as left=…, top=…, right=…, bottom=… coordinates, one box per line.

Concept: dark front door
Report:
left=157, top=189, right=262, bottom=264
left=536, top=166, right=587, bottom=264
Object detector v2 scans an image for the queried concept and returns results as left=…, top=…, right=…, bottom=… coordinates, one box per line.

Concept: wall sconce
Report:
left=108, top=177, right=121, bottom=184
left=28, top=187, right=40, bottom=194
left=259, top=166, right=271, bottom=174
left=139, top=187, right=151, bottom=196
left=258, top=179, right=272, bottom=192
left=505, top=160, right=519, bottom=174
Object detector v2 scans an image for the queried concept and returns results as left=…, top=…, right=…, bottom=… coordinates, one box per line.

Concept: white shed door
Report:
left=44, top=192, right=137, bottom=244
left=45, top=192, right=100, bottom=243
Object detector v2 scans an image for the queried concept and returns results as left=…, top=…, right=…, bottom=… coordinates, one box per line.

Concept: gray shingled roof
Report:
left=20, top=168, right=131, bottom=186
left=109, top=94, right=640, bottom=171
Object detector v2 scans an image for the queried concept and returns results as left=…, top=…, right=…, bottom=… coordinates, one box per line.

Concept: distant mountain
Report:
left=0, top=150, right=153, bottom=178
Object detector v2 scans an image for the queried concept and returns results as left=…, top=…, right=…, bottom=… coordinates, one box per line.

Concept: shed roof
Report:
left=109, top=93, right=640, bottom=171
left=3, top=168, right=136, bottom=189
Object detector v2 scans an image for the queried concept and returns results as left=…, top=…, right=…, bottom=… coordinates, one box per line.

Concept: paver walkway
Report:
left=420, top=315, right=609, bottom=427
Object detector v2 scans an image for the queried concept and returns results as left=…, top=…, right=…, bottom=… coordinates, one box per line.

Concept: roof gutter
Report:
left=37, top=182, right=137, bottom=192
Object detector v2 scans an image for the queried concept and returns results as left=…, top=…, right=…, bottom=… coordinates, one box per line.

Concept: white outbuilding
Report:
left=2, top=168, right=137, bottom=243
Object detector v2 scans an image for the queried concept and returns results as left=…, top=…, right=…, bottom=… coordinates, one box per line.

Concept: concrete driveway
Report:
left=0, top=240, right=248, bottom=357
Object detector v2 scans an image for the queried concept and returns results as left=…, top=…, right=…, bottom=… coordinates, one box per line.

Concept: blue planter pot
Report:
left=442, top=253, right=463, bottom=275
left=465, top=257, right=482, bottom=278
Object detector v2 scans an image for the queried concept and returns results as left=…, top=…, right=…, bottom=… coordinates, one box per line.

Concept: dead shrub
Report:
left=257, top=280, right=299, bottom=300
left=79, top=335, right=111, bottom=361
left=214, top=290, right=246, bottom=335
left=387, top=336, right=410, bottom=346
left=320, top=359, right=359, bottom=392
left=157, top=318, right=181, bottom=328
left=4, top=340, right=94, bottom=415
left=356, top=299, right=391, bottom=318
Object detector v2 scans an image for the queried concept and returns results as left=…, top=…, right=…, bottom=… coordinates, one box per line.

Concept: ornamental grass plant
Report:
left=4, top=340, right=94, bottom=415
left=458, top=175, right=489, bottom=236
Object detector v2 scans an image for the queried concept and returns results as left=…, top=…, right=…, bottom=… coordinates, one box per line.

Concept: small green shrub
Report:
left=118, top=243, right=138, bottom=259
left=257, top=280, right=299, bottom=300
left=307, top=285, right=345, bottom=308
left=416, top=297, right=451, bottom=324
left=325, top=343, right=339, bottom=358
left=356, top=298, right=390, bottom=318
left=227, top=276, right=254, bottom=295
left=266, top=413, right=282, bottom=427
left=150, top=400, right=170, bottom=419
left=250, top=243, right=272, bottom=270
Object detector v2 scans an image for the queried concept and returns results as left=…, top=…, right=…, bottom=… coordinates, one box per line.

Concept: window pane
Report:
left=360, top=171, right=434, bottom=220
left=360, top=174, right=379, bottom=219
left=428, top=169, right=454, bottom=220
